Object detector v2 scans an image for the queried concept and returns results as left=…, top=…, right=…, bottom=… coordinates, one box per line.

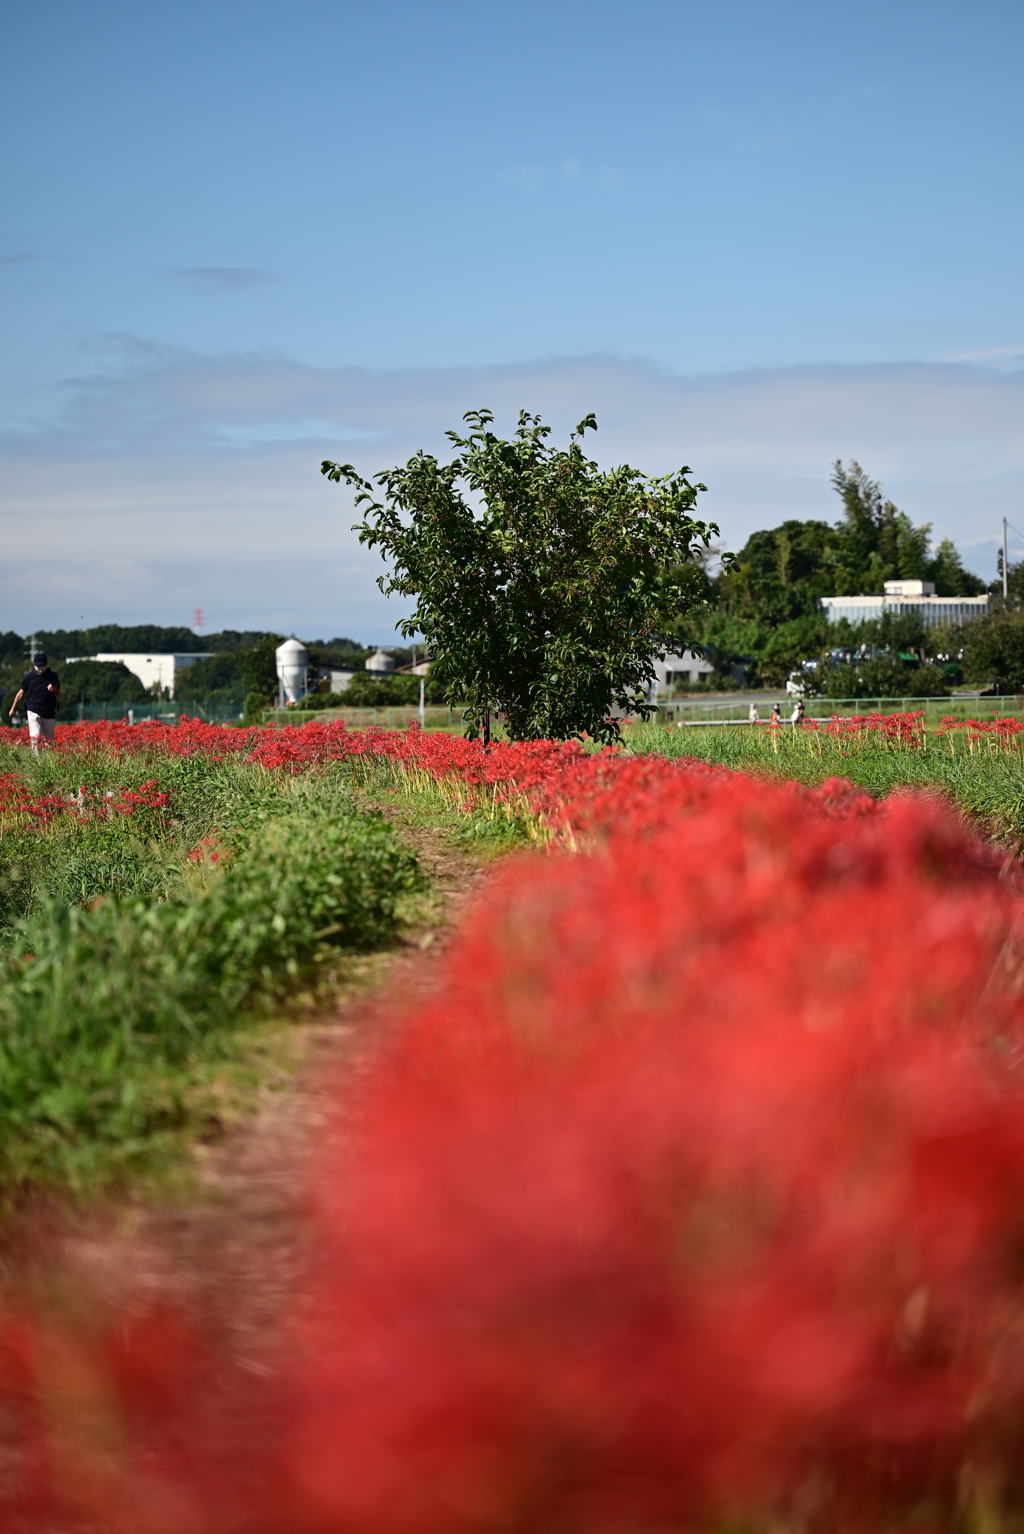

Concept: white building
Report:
left=653, top=649, right=716, bottom=692
left=312, top=656, right=430, bottom=693
left=365, top=649, right=396, bottom=673
left=65, top=652, right=212, bottom=695
left=654, top=648, right=754, bottom=695
left=316, top=668, right=357, bottom=693
left=820, top=580, right=989, bottom=628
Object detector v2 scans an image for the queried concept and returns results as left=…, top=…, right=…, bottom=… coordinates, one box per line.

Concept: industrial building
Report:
left=820, top=580, right=990, bottom=628
left=65, top=652, right=212, bottom=695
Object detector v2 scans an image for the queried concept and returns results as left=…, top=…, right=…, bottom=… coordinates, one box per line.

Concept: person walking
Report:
left=770, top=702, right=782, bottom=726
left=9, top=652, right=60, bottom=749
left=791, top=698, right=805, bottom=727
left=748, top=702, right=760, bottom=724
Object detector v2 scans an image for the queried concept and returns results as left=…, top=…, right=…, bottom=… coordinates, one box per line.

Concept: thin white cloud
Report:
left=1, top=350, right=1022, bottom=636
left=943, top=343, right=1024, bottom=363
left=209, top=420, right=391, bottom=448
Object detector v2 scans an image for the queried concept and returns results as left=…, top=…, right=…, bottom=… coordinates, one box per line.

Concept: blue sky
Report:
left=2, top=0, right=1022, bottom=638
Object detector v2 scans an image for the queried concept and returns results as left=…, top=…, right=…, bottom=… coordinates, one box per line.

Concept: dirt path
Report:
left=41, top=810, right=494, bottom=1363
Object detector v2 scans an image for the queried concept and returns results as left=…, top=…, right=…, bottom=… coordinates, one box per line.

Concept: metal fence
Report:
left=57, top=701, right=245, bottom=724
left=262, top=704, right=460, bottom=730
left=33, top=695, right=1021, bottom=733
left=659, top=696, right=1024, bottom=726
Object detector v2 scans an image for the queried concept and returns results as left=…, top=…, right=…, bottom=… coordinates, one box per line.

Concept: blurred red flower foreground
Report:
left=7, top=726, right=1024, bottom=1531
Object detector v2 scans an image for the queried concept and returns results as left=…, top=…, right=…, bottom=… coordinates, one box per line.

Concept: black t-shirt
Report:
left=21, top=668, right=60, bottom=717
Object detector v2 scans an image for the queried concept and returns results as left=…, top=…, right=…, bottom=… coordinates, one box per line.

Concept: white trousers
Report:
left=27, top=711, right=56, bottom=745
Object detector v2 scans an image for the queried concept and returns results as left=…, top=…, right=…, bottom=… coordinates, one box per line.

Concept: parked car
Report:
left=787, top=660, right=822, bottom=697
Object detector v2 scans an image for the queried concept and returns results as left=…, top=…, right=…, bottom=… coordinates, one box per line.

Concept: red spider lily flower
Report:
left=8, top=724, right=1024, bottom=1533
left=13, top=766, right=1024, bottom=1534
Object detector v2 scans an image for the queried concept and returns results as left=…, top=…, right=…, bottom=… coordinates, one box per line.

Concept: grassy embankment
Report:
left=0, top=745, right=423, bottom=1195
left=624, top=718, right=1024, bottom=839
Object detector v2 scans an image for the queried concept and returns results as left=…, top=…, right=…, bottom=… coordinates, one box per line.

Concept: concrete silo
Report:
left=275, top=637, right=309, bottom=705
left=365, top=649, right=396, bottom=674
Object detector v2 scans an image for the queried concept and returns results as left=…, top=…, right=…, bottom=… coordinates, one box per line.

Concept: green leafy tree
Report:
left=340, top=671, right=448, bottom=707
left=715, top=520, right=839, bottom=625
left=823, top=657, right=950, bottom=700
left=175, top=653, right=244, bottom=701
left=323, top=410, right=717, bottom=742
left=718, top=467, right=978, bottom=620
left=36, top=624, right=206, bottom=658
left=237, top=636, right=283, bottom=701
left=829, top=461, right=932, bottom=593
left=757, top=615, right=832, bottom=687
left=203, top=629, right=279, bottom=653
left=930, top=539, right=987, bottom=597
left=237, top=635, right=284, bottom=722
left=962, top=615, right=1024, bottom=693
left=992, top=555, right=1024, bottom=609
left=307, top=637, right=375, bottom=668
left=700, top=465, right=985, bottom=683
left=59, top=660, right=150, bottom=708
left=878, top=610, right=926, bottom=654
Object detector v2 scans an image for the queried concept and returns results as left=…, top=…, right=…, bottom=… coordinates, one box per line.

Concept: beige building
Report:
left=654, top=649, right=716, bottom=691
left=820, top=580, right=989, bottom=628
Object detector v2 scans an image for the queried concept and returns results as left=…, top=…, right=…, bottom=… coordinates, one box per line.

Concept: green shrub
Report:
left=175, top=653, right=244, bottom=701
left=215, top=792, right=423, bottom=961
left=822, top=658, right=950, bottom=698
left=340, top=671, right=447, bottom=707
left=962, top=614, right=1024, bottom=692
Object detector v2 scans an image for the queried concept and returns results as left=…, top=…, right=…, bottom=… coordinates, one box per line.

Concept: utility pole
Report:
left=1004, top=518, right=1009, bottom=601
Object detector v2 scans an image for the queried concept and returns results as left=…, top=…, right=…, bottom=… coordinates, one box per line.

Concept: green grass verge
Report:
left=623, top=722, right=1024, bottom=839
left=0, top=753, right=422, bottom=1195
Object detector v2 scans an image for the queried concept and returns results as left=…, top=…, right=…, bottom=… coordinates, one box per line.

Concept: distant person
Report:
left=791, top=698, right=805, bottom=727
left=9, top=652, right=60, bottom=749
left=748, top=703, right=760, bottom=724
left=770, top=702, right=782, bottom=726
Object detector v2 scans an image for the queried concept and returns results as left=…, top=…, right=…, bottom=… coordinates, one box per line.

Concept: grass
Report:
left=0, top=747, right=424, bottom=1196
left=623, top=720, right=1024, bottom=840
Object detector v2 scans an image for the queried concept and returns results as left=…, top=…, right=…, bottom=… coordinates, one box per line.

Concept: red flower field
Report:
left=4, top=721, right=1024, bottom=1531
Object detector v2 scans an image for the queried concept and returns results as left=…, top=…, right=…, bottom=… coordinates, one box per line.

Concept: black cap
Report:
left=32, top=653, right=47, bottom=666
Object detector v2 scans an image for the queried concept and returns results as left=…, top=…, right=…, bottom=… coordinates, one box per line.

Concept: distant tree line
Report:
left=681, top=462, right=1019, bottom=694
left=0, top=627, right=431, bottom=715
